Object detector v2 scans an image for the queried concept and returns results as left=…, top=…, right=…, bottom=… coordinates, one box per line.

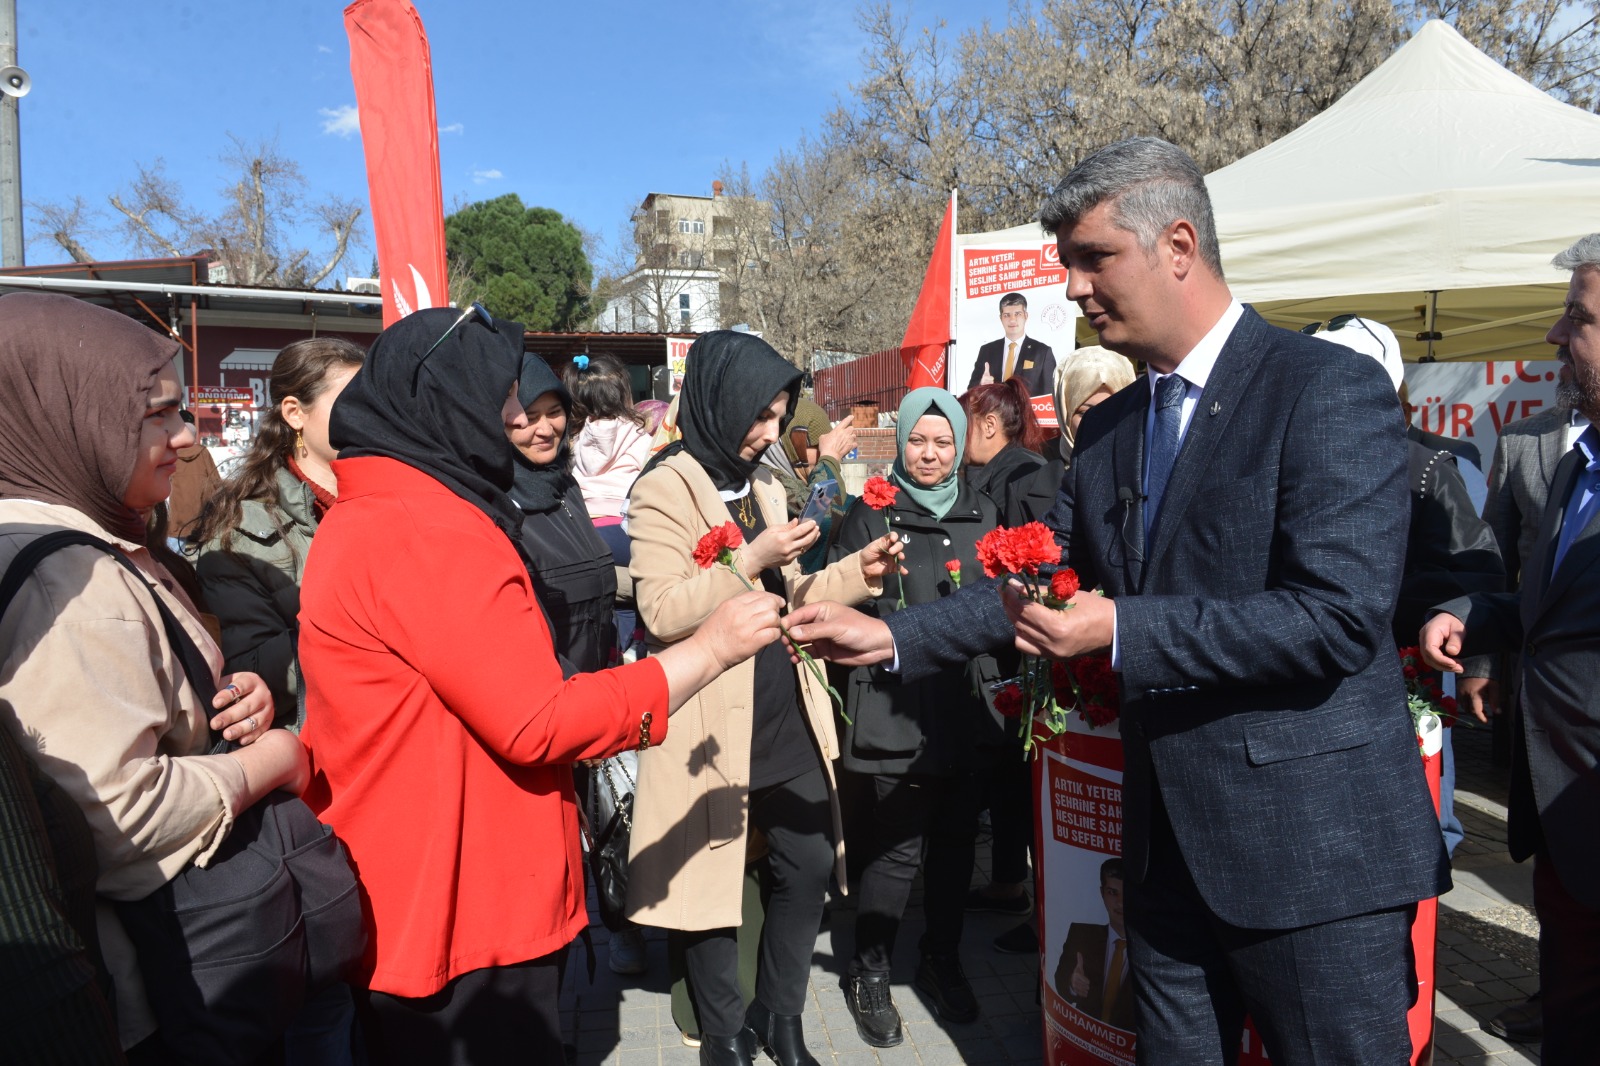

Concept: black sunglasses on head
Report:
left=1300, top=314, right=1389, bottom=356
left=412, top=302, right=496, bottom=395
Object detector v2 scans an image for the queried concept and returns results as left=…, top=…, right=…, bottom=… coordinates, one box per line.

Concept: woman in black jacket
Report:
left=828, top=387, right=1001, bottom=1049
left=961, top=377, right=1048, bottom=527
left=503, top=354, right=651, bottom=975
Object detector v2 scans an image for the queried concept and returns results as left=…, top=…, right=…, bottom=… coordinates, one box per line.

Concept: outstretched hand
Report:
left=782, top=601, right=895, bottom=668
left=695, top=589, right=787, bottom=670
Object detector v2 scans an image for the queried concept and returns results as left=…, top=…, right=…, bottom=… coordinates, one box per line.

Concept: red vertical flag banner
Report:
left=344, top=0, right=449, bottom=326
left=900, top=192, right=955, bottom=390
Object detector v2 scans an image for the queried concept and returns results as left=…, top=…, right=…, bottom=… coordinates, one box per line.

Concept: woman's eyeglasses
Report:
left=412, top=302, right=494, bottom=395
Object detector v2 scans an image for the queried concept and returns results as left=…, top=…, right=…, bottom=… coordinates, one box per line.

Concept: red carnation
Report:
left=994, top=683, right=1024, bottom=719
left=975, top=527, right=1010, bottom=579
left=862, top=476, right=898, bottom=510
left=1009, top=522, right=1062, bottom=574
left=693, top=521, right=744, bottom=569
left=945, top=559, right=962, bottom=575
left=1049, top=568, right=1081, bottom=602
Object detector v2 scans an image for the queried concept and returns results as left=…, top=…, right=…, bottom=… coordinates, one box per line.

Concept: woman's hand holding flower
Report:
left=858, top=531, right=905, bottom=583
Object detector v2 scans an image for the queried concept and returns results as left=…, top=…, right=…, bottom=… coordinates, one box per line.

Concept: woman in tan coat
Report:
left=627, top=331, right=900, bottom=1066
left=0, top=293, right=306, bottom=1057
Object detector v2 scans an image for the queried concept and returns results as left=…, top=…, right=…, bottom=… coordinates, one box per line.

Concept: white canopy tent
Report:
left=1207, top=20, right=1600, bottom=362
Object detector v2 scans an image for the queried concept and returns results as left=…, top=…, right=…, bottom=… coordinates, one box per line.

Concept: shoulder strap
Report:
left=1, top=530, right=222, bottom=733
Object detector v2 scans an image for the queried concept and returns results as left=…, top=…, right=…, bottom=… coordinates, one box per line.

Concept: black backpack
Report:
left=0, top=530, right=366, bottom=1065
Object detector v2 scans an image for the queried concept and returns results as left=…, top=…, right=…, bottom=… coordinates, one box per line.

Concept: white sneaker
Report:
left=608, top=924, right=648, bottom=975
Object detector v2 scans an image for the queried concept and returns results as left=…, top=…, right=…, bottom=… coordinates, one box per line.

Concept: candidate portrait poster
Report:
left=954, top=223, right=1079, bottom=428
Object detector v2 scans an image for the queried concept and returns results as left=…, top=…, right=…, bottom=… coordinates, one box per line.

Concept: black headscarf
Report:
left=508, top=354, right=575, bottom=514
left=330, top=306, right=527, bottom=539
left=651, top=331, right=802, bottom=492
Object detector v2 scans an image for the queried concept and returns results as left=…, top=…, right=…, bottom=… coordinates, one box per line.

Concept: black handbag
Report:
left=584, top=756, right=635, bottom=933
left=0, top=530, right=366, bottom=1065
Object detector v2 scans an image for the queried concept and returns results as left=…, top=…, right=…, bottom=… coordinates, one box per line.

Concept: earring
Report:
left=294, top=430, right=307, bottom=458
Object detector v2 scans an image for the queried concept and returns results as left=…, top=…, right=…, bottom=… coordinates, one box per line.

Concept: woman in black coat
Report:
left=828, top=387, right=1002, bottom=1049
left=503, top=354, right=654, bottom=975
left=961, top=377, right=1049, bottom=528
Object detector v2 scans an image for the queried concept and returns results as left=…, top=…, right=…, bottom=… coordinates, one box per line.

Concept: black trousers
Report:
left=850, top=770, right=981, bottom=975
left=360, top=952, right=565, bottom=1066
left=1534, top=848, right=1600, bottom=1064
left=1126, top=799, right=1414, bottom=1065
left=679, top=765, right=834, bottom=1038
left=979, top=746, right=1034, bottom=886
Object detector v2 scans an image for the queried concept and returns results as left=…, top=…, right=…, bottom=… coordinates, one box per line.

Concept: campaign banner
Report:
left=953, top=223, right=1078, bottom=426
left=188, top=385, right=256, bottom=407
left=666, top=336, right=693, bottom=395
left=1037, top=716, right=1441, bottom=1066
left=1402, top=359, right=1559, bottom=468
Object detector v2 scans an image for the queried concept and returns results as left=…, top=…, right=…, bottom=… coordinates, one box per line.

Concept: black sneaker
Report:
left=844, top=972, right=903, bottom=1047
left=964, top=887, right=1031, bottom=916
left=915, top=953, right=980, bottom=1023
left=992, top=923, right=1039, bottom=955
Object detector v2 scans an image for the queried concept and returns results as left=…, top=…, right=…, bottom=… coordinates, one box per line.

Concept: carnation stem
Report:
left=720, top=554, right=848, bottom=722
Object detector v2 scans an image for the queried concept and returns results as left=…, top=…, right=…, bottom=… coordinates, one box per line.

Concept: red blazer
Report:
left=298, top=457, right=667, bottom=997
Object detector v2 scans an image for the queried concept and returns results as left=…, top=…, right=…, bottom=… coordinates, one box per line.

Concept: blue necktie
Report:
left=1552, top=445, right=1600, bottom=573
left=1145, top=373, right=1188, bottom=538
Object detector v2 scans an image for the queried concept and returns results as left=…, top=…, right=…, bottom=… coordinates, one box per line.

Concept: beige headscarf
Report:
left=1053, top=345, right=1137, bottom=463
left=0, top=293, right=180, bottom=540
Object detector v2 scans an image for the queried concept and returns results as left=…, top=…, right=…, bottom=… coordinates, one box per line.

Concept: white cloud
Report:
left=439, top=122, right=464, bottom=135
left=471, top=167, right=503, bottom=184
left=317, top=44, right=333, bottom=54
left=319, top=105, right=360, bottom=138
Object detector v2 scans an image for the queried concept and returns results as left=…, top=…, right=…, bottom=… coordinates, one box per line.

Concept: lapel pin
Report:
left=1209, top=401, right=1221, bottom=416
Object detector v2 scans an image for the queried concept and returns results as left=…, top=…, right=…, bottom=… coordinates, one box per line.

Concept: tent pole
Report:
left=1424, top=291, right=1438, bottom=362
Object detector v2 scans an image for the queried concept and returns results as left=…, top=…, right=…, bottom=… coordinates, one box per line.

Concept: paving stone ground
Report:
left=560, top=723, right=1544, bottom=1064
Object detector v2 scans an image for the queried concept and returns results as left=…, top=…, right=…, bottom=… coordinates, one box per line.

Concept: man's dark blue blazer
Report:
left=886, top=308, right=1450, bottom=930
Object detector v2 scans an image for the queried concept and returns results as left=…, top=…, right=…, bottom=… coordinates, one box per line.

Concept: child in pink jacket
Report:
left=565, top=354, right=652, bottom=527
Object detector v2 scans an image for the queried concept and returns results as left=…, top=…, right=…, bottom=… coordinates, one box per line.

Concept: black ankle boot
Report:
left=698, top=1028, right=757, bottom=1066
left=745, top=999, right=821, bottom=1066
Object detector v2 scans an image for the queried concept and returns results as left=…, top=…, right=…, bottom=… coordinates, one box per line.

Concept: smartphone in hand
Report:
left=798, top=478, right=839, bottom=525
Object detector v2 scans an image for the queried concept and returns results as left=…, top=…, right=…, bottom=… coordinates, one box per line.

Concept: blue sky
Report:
left=16, top=0, right=1009, bottom=277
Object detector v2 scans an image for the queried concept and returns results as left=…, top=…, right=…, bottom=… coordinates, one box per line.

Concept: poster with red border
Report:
left=1036, top=716, right=1441, bottom=1065
left=953, top=223, right=1077, bottom=427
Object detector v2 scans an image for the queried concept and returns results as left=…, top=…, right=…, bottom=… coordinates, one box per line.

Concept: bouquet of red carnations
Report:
left=1397, top=645, right=1459, bottom=755
left=975, top=522, right=1115, bottom=754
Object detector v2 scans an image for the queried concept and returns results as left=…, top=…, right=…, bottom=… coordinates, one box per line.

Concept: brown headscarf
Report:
left=0, top=293, right=180, bottom=541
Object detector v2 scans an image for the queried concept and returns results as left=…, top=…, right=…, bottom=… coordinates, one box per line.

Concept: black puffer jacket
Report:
left=515, top=479, right=618, bottom=675
left=966, top=444, right=1046, bottom=528
left=828, top=481, right=1005, bottom=775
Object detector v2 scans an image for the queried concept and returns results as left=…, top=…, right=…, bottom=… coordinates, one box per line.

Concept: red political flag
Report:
left=344, top=0, right=449, bottom=326
left=901, top=191, right=955, bottom=390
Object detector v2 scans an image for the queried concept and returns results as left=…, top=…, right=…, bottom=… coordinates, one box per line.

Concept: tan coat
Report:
left=625, top=453, right=877, bottom=930
left=0, top=499, right=250, bottom=1047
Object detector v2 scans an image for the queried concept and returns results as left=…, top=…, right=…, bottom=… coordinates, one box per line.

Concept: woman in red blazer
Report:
left=297, top=306, right=783, bottom=1066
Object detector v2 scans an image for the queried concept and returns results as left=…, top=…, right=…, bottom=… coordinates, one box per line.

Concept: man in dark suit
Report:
left=1456, top=366, right=1585, bottom=1046
left=1054, top=859, right=1135, bottom=1031
left=1421, top=233, right=1600, bottom=1064
left=789, top=137, right=1446, bottom=1064
left=967, top=292, right=1056, bottom=395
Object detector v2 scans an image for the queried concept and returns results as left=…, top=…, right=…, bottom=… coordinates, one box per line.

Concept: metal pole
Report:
left=0, top=0, right=21, bottom=267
